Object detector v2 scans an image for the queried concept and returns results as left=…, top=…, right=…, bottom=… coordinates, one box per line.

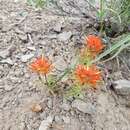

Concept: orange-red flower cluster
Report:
left=75, top=64, right=101, bottom=87
left=29, top=34, right=104, bottom=91
left=86, top=35, right=105, bottom=55
left=30, top=56, right=52, bottom=74
left=74, top=35, right=104, bottom=87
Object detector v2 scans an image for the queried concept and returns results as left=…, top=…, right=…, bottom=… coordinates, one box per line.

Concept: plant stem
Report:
left=38, top=74, right=44, bottom=84
left=51, top=68, right=71, bottom=88
left=44, top=74, right=49, bottom=86
left=44, top=74, right=56, bottom=95
left=99, top=0, right=104, bottom=34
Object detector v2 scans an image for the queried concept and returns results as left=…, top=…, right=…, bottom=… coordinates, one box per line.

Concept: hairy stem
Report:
left=44, top=74, right=49, bottom=86
left=38, top=74, right=44, bottom=84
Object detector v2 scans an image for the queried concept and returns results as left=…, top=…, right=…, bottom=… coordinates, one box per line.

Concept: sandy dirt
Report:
left=0, top=0, right=130, bottom=130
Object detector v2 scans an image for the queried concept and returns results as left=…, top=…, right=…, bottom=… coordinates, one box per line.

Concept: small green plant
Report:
left=27, top=0, right=46, bottom=8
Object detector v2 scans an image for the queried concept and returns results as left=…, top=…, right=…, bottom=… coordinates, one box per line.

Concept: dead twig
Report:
left=27, top=33, right=34, bottom=44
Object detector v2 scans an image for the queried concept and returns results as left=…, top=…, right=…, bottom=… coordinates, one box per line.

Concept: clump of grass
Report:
left=96, top=0, right=130, bottom=34
left=120, top=0, right=130, bottom=27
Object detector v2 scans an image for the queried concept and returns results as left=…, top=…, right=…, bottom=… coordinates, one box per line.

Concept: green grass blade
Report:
left=92, top=34, right=130, bottom=63
left=105, top=7, right=122, bottom=23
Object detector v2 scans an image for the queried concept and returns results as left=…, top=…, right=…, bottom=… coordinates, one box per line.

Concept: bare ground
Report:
left=0, top=0, right=130, bottom=130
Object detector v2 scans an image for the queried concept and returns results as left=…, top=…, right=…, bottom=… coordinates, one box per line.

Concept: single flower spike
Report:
left=30, top=56, right=53, bottom=74
left=75, top=64, right=101, bottom=87
left=86, top=35, right=105, bottom=54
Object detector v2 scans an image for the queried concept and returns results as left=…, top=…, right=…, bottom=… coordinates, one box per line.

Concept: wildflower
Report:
left=75, top=64, right=101, bottom=87
left=86, top=35, right=105, bottom=54
left=30, top=56, right=53, bottom=74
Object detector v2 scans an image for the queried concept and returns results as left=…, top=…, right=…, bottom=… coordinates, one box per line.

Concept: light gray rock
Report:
left=72, top=99, right=95, bottom=114
left=54, top=56, right=67, bottom=71
left=18, top=34, right=27, bottom=41
left=0, top=46, right=16, bottom=59
left=64, top=118, right=81, bottom=130
left=46, top=34, right=57, bottom=39
left=21, top=54, right=34, bottom=63
left=113, top=80, right=130, bottom=95
left=39, top=116, right=53, bottom=130
left=27, top=46, right=36, bottom=51
left=2, top=24, right=12, bottom=32
left=0, top=58, right=14, bottom=65
left=24, top=27, right=33, bottom=33
left=53, top=23, right=62, bottom=32
left=4, top=85, right=14, bottom=91
left=58, top=31, right=72, bottom=41
left=60, top=103, right=71, bottom=111
left=40, top=111, right=48, bottom=120
left=47, top=99, right=53, bottom=108
left=62, top=116, right=70, bottom=124
left=54, top=115, right=63, bottom=123
left=10, top=77, right=21, bottom=84
left=0, top=50, right=10, bottom=59
left=0, top=85, right=4, bottom=89
left=15, top=28, right=27, bottom=41
left=40, top=41, right=46, bottom=45
left=14, top=69, right=24, bottom=77
left=15, top=28, right=25, bottom=34
left=18, top=122, right=25, bottom=130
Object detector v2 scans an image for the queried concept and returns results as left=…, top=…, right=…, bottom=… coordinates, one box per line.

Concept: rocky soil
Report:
left=0, top=0, right=130, bottom=130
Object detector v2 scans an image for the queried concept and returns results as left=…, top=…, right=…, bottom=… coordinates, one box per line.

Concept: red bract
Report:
left=30, top=56, right=53, bottom=74
left=86, top=35, right=105, bottom=55
left=75, top=64, right=101, bottom=87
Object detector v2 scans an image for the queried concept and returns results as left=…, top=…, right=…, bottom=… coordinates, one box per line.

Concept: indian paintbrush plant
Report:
left=27, top=1, right=130, bottom=98
left=29, top=34, right=105, bottom=99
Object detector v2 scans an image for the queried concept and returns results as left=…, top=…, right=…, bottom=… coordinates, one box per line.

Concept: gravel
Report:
left=0, top=0, right=130, bottom=130
left=57, top=31, right=72, bottom=41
